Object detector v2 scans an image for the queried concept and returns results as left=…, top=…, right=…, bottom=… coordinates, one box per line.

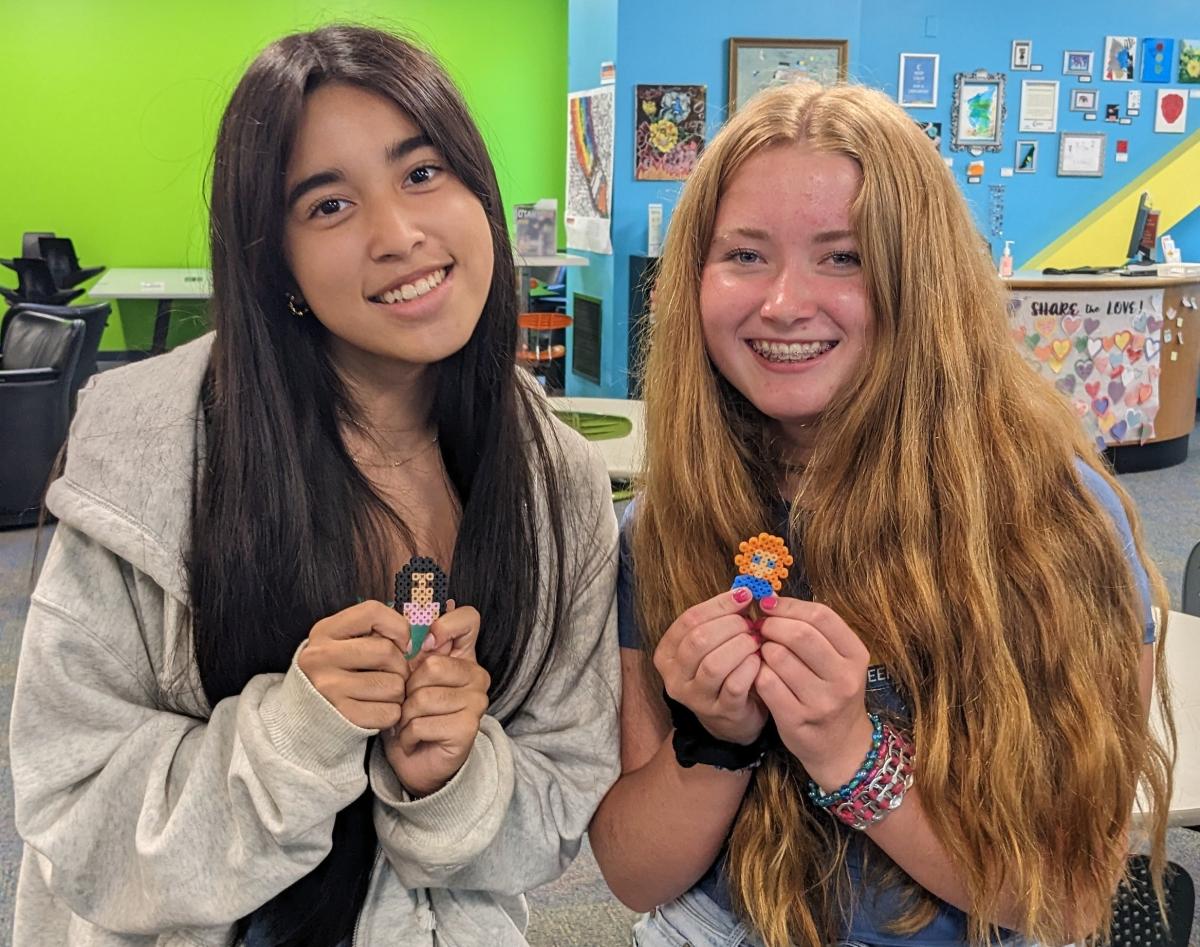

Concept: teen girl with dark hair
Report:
left=11, top=25, right=619, bottom=947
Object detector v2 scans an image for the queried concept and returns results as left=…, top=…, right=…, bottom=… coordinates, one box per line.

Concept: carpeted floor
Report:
left=3, top=425, right=1200, bottom=945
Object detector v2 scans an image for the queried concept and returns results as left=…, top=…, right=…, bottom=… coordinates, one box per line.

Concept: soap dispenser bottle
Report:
left=998, top=240, right=1014, bottom=278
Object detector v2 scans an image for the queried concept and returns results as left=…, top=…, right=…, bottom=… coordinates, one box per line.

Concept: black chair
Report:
left=38, top=236, right=105, bottom=288
left=0, top=230, right=56, bottom=271
left=0, top=310, right=86, bottom=528
left=1104, top=855, right=1195, bottom=946
left=1183, top=542, right=1200, bottom=617
left=1, top=302, right=111, bottom=407
left=0, top=257, right=84, bottom=306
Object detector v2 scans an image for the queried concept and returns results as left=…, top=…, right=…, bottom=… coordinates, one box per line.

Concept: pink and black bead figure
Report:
left=394, top=556, right=449, bottom=659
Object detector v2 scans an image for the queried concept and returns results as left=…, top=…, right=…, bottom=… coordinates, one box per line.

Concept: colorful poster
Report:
left=634, top=84, right=706, bottom=181
left=1103, top=35, right=1137, bottom=81
left=1140, top=38, right=1175, bottom=82
left=1010, top=289, right=1165, bottom=448
left=565, top=87, right=615, bottom=254
left=1180, top=40, right=1200, bottom=83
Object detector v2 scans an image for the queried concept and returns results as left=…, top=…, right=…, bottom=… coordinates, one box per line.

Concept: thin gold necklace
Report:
left=350, top=435, right=440, bottom=469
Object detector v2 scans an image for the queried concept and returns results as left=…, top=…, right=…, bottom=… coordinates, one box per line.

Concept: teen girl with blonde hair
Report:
left=590, top=81, right=1174, bottom=947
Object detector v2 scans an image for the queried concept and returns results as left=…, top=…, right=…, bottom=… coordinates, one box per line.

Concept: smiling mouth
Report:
left=369, top=266, right=450, bottom=304
left=749, top=339, right=837, bottom=363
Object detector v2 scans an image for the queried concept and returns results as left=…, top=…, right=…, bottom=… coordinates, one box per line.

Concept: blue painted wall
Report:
left=568, top=0, right=1200, bottom=396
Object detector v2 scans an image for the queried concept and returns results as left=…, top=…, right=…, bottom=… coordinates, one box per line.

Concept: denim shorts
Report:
left=630, top=887, right=873, bottom=947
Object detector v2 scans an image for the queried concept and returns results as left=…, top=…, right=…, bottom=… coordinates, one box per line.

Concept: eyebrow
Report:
left=285, top=133, right=435, bottom=211
left=716, top=226, right=856, bottom=244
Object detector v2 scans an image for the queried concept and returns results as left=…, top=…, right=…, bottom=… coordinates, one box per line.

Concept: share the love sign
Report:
left=1010, top=288, right=1165, bottom=447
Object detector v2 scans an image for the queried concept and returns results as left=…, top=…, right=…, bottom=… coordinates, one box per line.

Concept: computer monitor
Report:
left=1126, top=192, right=1161, bottom=265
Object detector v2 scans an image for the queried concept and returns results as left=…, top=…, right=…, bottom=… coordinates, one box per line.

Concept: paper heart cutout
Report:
left=1074, top=400, right=1090, bottom=418
left=1050, top=355, right=1067, bottom=374
left=1148, top=316, right=1163, bottom=333
left=1161, top=91, right=1184, bottom=124
left=1109, top=348, right=1126, bottom=368
left=1057, top=375, right=1077, bottom=395
left=1126, top=408, right=1144, bottom=430
left=1075, top=336, right=1090, bottom=353
left=1062, top=316, right=1083, bottom=335
left=1144, top=337, right=1162, bottom=361
left=1035, top=316, right=1058, bottom=337
left=1126, top=346, right=1143, bottom=364
left=1051, top=338, right=1072, bottom=360
left=1125, top=382, right=1152, bottom=406
left=1097, top=408, right=1116, bottom=431
left=1074, top=359, right=1094, bottom=381
left=1026, top=332, right=1042, bottom=350
left=1114, top=330, right=1132, bottom=350
left=1086, top=380, right=1101, bottom=398
left=1132, top=311, right=1148, bottom=331
left=1149, top=365, right=1161, bottom=380
left=1093, top=353, right=1111, bottom=375
left=1010, top=326, right=1026, bottom=345
left=1084, top=317, right=1101, bottom=335
left=1087, top=337, right=1105, bottom=358
left=1093, top=397, right=1111, bottom=416
left=1108, top=379, right=1125, bottom=402
left=1110, top=419, right=1128, bottom=441
left=1110, top=364, right=1125, bottom=379
left=1034, top=343, right=1052, bottom=362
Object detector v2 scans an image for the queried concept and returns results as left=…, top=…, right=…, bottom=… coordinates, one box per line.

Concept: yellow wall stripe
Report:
left=1024, top=127, right=1200, bottom=270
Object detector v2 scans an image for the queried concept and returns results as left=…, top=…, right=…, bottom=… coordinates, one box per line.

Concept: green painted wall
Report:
left=0, top=1, right=567, bottom=351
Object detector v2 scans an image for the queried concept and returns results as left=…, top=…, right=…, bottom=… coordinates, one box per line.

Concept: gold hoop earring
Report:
left=286, top=292, right=310, bottom=318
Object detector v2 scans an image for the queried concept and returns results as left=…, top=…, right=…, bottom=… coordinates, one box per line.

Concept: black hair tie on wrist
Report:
left=664, top=692, right=773, bottom=771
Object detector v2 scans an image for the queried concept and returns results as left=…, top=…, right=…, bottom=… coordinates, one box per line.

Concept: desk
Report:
left=547, top=396, right=644, bottom=481
left=1156, top=610, right=1200, bottom=826
left=1007, top=272, right=1200, bottom=471
left=88, top=268, right=211, bottom=355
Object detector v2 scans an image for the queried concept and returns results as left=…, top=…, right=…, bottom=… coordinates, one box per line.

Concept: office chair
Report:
left=1104, top=855, right=1195, bottom=946
left=0, top=257, right=84, bottom=306
left=38, top=236, right=105, bottom=288
left=0, top=230, right=56, bottom=271
left=2, top=301, right=111, bottom=407
left=1184, top=542, right=1200, bottom=617
left=0, top=310, right=86, bottom=528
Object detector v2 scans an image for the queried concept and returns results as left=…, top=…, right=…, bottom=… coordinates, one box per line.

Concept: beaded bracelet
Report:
left=807, top=718, right=915, bottom=831
left=806, top=713, right=884, bottom=807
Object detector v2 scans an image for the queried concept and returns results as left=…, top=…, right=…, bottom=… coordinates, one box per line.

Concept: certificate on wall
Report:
left=898, top=53, right=939, bottom=108
left=1019, top=79, right=1059, bottom=132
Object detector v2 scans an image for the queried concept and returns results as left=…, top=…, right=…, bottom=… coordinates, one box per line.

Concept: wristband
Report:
left=807, top=719, right=915, bottom=831
left=665, top=693, right=770, bottom=771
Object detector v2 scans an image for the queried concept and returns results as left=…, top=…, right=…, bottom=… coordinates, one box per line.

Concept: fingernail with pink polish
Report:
left=421, top=634, right=437, bottom=652
left=733, top=588, right=752, bottom=603
left=761, top=596, right=778, bottom=610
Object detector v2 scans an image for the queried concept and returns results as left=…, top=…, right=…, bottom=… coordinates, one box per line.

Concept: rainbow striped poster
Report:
left=566, top=87, right=614, bottom=254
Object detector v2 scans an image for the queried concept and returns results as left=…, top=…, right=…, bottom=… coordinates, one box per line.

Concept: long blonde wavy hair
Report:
left=633, top=82, right=1175, bottom=947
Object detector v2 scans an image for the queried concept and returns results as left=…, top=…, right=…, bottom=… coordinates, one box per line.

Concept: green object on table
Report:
left=406, top=625, right=431, bottom=660
left=552, top=411, right=633, bottom=441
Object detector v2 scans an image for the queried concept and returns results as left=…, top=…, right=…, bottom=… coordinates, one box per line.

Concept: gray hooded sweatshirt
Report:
left=10, top=335, right=621, bottom=946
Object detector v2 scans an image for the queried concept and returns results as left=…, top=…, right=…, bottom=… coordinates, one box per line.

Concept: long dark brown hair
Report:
left=189, top=25, right=570, bottom=946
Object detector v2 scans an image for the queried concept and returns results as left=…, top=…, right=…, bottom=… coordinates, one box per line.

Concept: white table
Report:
left=1156, top=610, right=1200, bottom=826
left=548, top=396, right=644, bottom=481
left=88, top=268, right=211, bottom=355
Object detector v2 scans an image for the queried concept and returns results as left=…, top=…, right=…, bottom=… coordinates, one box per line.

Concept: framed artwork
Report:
left=727, top=37, right=848, bottom=114
left=914, top=119, right=942, bottom=148
left=1014, top=139, right=1038, bottom=173
left=1011, top=40, right=1032, bottom=70
left=1155, top=89, right=1188, bottom=133
left=1063, top=50, right=1094, bottom=76
left=634, top=84, right=706, bottom=181
left=1181, top=39, right=1200, bottom=83
left=1070, top=88, right=1098, bottom=112
left=1103, top=35, right=1137, bottom=81
left=1018, top=79, right=1059, bottom=132
left=1140, top=38, right=1175, bottom=82
left=898, top=52, right=939, bottom=108
left=950, top=69, right=1006, bottom=153
left=1057, top=132, right=1106, bottom=177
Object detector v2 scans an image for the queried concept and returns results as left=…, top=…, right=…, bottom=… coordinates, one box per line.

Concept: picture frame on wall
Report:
left=1070, top=88, right=1098, bottom=112
left=727, top=37, right=848, bottom=115
left=1018, top=79, right=1059, bottom=132
left=1014, top=139, right=1038, bottom=173
left=1057, top=132, right=1106, bottom=177
left=1062, top=50, right=1094, bottom=76
left=950, top=69, right=1006, bottom=154
left=1011, top=40, right=1032, bottom=70
left=898, top=52, right=939, bottom=108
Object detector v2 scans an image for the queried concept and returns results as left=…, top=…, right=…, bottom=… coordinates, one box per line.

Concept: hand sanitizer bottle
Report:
left=998, top=240, right=1014, bottom=278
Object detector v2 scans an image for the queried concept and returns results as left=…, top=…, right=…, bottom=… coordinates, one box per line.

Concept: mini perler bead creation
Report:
left=732, top=533, right=793, bottom=601
left=394, top=556, right=449, bottom=659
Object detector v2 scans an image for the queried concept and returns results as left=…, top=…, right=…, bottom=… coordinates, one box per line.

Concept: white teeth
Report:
left=750, top=339, right=835, bottom=362
left=375, top=268, right=447, bottom=304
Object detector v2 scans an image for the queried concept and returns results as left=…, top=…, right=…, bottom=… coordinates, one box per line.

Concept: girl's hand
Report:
left=653, top=589, right=767, bottom=746
left=382, top=605, right=491, bottom=797
left=753, top=598, right=875, bottom=785
left=297, top=601, right=412, bottom=730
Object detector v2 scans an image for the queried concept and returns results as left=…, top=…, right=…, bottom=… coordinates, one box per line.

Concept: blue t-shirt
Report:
left=617, top=461, right=1154, bottom=946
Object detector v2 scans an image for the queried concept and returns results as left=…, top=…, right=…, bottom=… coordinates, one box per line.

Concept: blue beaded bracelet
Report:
left=806, top=713, right=884, bottom=807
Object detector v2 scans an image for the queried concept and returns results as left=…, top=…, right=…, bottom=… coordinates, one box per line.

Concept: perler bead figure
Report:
left=394, top=556, right=449, bottom=659
left=731, top=533, right=793, bottom=600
